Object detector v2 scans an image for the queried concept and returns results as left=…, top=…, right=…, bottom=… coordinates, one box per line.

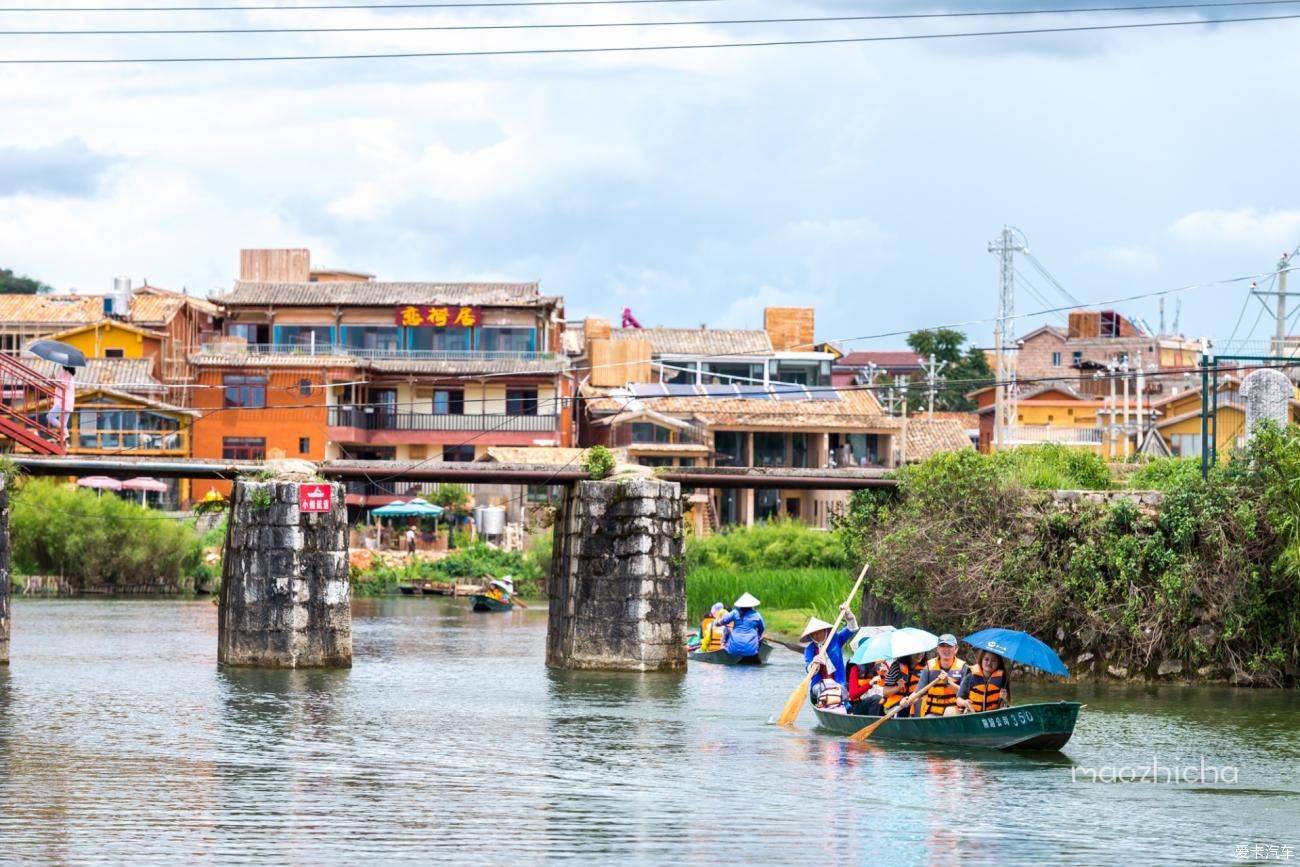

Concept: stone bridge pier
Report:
left=546, top=478, right=687, bottom=672
left=218, top=476, right=352, bottom=668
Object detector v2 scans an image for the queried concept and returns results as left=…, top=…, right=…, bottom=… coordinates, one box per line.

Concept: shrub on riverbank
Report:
left=11, top=479, right=202, bottom=590
left=838, top=426, right=1300, bottom=686
left=685, top=519, right=850, bottom=571
left=351, top=542, right=546, bottom=597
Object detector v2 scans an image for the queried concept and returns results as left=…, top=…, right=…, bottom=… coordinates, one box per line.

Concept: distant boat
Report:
left=689, top=643, right=773, bottom=666
left=471, top=594, right=513, bottom=613
left=813, top=701, right=1082, bottom=751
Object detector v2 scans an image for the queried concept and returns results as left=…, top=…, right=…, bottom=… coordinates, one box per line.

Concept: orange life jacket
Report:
left=919, top=657, right=968, bottom=717
left=966, top=664, right=1006, bottom=713
left=882, top=662, right=919, bottom=710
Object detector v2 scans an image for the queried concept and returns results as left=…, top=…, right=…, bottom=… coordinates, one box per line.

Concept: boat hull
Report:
left=813, top=701, right=1081, bottom=751
left=690, top=642, right=774, bottom=666
left=471, top=595, right=513, bottom=612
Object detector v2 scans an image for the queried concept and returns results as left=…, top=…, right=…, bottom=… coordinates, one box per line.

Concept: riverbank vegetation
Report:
left=837, top=428, right=1300, bottom=686
left=10, top=479, right=203, bottom=591
left=350, top=540, right=549, bottom=597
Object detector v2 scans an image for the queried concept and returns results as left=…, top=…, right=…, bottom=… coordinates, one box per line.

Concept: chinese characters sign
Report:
left=299, top=483, right=332, bottom=513
left=394, top=306, right=481, bottom=328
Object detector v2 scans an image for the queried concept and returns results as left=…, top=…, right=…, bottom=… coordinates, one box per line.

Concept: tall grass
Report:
left=991, top=444, right=1110, bottom=490
left=685, top=519, right=850, bottom=571
left=687, top=567, right=851, bottom=622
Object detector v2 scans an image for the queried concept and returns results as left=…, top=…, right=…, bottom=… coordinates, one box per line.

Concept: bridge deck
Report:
left=7, top=456, right=897, bottom=490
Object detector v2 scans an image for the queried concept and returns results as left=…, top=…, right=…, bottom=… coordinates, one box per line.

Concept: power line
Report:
left=0, top=0, right=732, bottom=12
left=1, top=12, right=1298, bottom=63
left=7, top=0, right=1300, bottom=34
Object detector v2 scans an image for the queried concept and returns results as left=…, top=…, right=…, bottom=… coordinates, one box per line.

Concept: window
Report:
left=638, top=456, right=674, bottom=468
left=409, top=326, right=473, bottom=352
left=298, top=379, right=312, bottom=397
left=1117, top=352, right=1129, bottom=364
left=433, top=389, right=465, bottom=415
left=342, top=326, right=402, bottom=353
left=274, top=325, right=333, bottom=350
left=679, top=458, right=696, bottom=468
left=1071, top=351, right=1083, bottom=366
left=105, top=348, right=125, bottom=359
left=227, top=323, right=268, bottom=345
left=714, top=431, right=748, bottom=467
left=1051, top=352, right=1062, bottom=368
left=223, top=437, right=265, bottom=460
left=792, top=432, right=809, bottom=468
left=631, top=422, right=671, bottom=443
left=754, top=432, right=787, bottom=467
left=442, top=444, right=476, bottom=462
left=223, top=375, right=266, bottom=409
left=298, top=437, right=310, bottom=454
left=702, top=362, right=764, bottom=386
left=478, top=327, right=537, bottom=353
left=1170, top=434, right=1213, bottom=458
left=76, top=409, right=181, bottom=450
left=660, top=362, right=697, bottom=385
left=506, top=388, right=538, bottom=416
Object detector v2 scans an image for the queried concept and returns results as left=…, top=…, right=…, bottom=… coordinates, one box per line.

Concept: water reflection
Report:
left=1, top=599, right=1298, bottom=865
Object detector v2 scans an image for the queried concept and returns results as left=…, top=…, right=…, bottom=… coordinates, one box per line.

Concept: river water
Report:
left=0, top=598, right=1297, bottom=865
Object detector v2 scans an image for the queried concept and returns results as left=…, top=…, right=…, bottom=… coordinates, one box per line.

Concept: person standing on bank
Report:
left=405, top=526, right=417, bottom=555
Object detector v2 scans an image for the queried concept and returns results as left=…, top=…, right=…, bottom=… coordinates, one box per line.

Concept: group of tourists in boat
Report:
left=802, top=613, right=1009, bottom=718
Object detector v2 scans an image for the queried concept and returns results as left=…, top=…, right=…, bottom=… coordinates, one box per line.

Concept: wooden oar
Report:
left=847, top=671, right=949, bottom=742
left=505, top=593, right=528, bottom=609
left=774, top=563, right=870, bottom=728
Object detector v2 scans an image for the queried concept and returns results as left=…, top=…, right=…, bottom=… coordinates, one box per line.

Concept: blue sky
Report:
left=0, top=1, right=1296, bottom=351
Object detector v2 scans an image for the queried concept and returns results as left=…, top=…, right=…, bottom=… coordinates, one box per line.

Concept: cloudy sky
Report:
left=0, top=0, right=1297, bottom=350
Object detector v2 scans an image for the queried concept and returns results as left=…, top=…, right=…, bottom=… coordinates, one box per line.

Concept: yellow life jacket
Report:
left=919, top=657, right=967, bottom=717
left=699, top=615, right=725, bottom=652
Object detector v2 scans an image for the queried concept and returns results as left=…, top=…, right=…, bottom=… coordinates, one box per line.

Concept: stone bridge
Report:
left=0, top=459, right=895, bottom=670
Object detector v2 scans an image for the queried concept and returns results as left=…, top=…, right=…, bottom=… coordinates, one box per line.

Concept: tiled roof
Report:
left=609, top=327, right=773, bottom=357
left=581, top=382, right=890, bottom=429
left=0, top=295, right=104, bottom=326
left=838, top=351, right=925, bottom=369
left=77, top=385, right=200, bottom=416
left=25, top=358, right=165, bottom=394
left=218, top=281, right=549, bottom=307
left=905, top=418, right=975, bottom=462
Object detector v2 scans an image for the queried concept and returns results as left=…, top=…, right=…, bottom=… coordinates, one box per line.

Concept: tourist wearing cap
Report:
left=907, top=633, right=969, bottom=717
left=716, top=593, right=765, bottom=659
left=800, top=604, right=859, bottom=699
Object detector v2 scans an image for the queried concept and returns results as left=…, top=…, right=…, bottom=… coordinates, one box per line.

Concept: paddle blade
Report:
left=849, top=712, right=893, bottom=742
left=775, top=671, right=813, bottom=727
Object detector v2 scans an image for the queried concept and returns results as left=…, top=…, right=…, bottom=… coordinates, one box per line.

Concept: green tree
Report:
left=0, top=268, right=52, bottom=295
left=905, top=328, right=994, bottom=413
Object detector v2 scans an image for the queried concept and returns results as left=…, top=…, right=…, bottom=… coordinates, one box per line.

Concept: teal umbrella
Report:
left=850, top=627, right=940, bottom=665
left=404, top=497, right=444, bottom=517
left=371, top=500, right=411, bottom=516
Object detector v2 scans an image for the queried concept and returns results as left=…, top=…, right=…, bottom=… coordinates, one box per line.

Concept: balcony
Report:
left=200, top=339, right=557, bottom=364
left=1006, top=425, right=1103, bottom=446
left=329, top=405, right=560, bottom=434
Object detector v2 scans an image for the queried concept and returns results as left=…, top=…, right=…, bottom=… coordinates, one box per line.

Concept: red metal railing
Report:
left=0, top=354, right=66, bottom=455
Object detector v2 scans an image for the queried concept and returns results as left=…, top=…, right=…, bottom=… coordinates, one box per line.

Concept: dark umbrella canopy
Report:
left=27, top=340, right=87, bottom=369
left=963, top=628, right=1070, bottom=677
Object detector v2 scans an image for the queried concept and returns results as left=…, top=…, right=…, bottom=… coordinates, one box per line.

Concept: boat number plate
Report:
left=979, top=710, right=1034, bottom=729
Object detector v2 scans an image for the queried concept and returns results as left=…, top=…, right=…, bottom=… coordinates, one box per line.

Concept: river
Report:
left=0, top=598, right=1296, bottom=865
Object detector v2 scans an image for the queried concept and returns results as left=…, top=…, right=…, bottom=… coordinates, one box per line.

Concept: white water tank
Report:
left=475, top=506, right=506, bottom=536
left=108, top=276, right=131, bottom=316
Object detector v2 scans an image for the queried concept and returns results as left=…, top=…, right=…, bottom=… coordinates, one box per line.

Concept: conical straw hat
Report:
left=733, top=592, right=760, bottom=608
left=800, top=616, right=834, bottom=642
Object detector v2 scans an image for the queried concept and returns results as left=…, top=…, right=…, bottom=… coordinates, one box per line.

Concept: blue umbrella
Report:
left=850, top=627, right=939, bottom=665
left=963, top=628, right=1070, bottom=677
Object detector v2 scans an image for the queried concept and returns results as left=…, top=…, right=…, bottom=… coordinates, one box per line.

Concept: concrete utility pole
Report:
left=923, top=353, right=947, bottom=420
left=1120, top=358, right=1131, bottom=460
left=1135, top=352, right=1146, bottom=449
left=1252, top=252, right=1294, bottom=358
left=988, top=226, right=1027, bottom=451
left=1107, top=363, right=1118, bottom=460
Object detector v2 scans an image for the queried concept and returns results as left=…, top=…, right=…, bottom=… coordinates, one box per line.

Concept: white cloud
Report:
left=1169, top=209, right=1300, bottom=254
left=1101, top=244, right=1160, bottom=271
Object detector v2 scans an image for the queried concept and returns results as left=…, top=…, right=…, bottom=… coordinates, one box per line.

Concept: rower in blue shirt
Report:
left=801, top=605, right=859, bottom=698
left=717, top=592, right=764, bottom=658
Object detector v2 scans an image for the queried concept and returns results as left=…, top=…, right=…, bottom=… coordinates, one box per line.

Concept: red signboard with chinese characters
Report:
left=299, top=483, right=332, bottom=513
left=394, top=306, right=481, bottom=328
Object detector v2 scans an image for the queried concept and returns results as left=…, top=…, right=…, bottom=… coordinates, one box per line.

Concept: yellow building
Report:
left=1151, top=378, right=1300, bottom=459
left=45, top=319, right=164, bottom=361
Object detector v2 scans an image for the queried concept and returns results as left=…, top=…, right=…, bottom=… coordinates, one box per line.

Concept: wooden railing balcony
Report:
left=329, top=406, right=560, bottom=434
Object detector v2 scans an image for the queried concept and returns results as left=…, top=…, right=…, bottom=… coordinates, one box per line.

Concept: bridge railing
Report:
left=0, top=355, right=66, bottom=455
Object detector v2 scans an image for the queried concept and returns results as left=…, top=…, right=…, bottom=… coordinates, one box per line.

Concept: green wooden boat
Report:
left=689, top=642, right=774, bottom=666
left=471, top=595, right=513, bottom=613
left=813, top=701, right=1082, bottom=751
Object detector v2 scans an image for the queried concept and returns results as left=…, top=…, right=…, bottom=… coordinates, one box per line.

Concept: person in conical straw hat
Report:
left=715, top=592, right=765, bottom=660
left=801, top=604, right=859, bottom=701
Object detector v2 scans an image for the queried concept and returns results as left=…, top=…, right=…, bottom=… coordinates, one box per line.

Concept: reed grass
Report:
left=686, top=567, right=852, bottom=623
